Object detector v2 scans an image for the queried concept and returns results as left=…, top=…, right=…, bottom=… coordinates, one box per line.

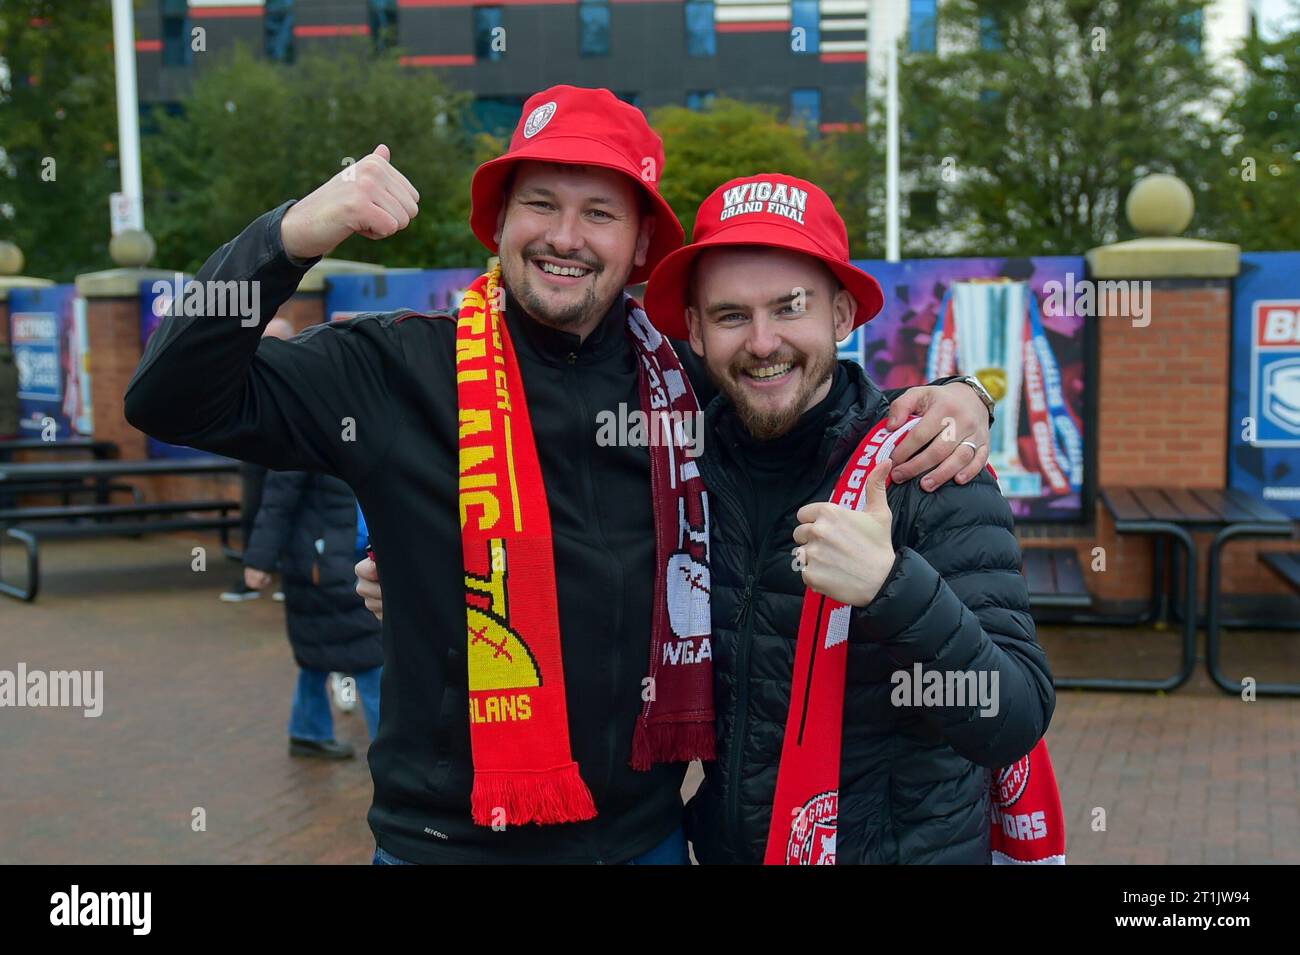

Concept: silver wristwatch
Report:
left=956, top=375, right=996, bottom=422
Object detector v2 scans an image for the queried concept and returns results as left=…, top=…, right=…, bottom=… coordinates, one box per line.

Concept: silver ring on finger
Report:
left=959, top=440, right=981, bottom=453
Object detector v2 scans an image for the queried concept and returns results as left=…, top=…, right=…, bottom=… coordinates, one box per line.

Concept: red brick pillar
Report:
left=75, top=267, right=177, bottom=460
left=1067, top=175, right=1290, bottom=609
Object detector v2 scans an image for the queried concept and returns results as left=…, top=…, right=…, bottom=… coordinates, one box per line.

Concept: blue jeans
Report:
left=371, top=827, right=688, bottom=865
left=289, top=666, right=382, bottom=743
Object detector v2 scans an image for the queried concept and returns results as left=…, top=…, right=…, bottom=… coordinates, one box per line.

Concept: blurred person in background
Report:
left=243, top=466, right=382, bottom=758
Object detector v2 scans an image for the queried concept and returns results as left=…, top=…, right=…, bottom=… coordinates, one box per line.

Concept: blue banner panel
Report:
left=139, top=277, right=211, bottom=459
left=9, top=285, right=92, bottom=441
left=325, top=270, right=482, bottom=322
left=1231, top=252, right=1300, bottom=517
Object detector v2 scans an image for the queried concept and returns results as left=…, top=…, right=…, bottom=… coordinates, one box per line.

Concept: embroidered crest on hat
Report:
left=523, top=102, right=557, bottom=139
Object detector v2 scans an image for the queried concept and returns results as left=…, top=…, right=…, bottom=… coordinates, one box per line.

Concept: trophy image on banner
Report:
left=927, top=278, right=1082, bottom=500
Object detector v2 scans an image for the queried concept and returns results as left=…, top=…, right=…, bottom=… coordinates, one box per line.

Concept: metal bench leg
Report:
left=1154, top=536, right=1170, bottom=627
left=0, top=528, right=39, bottom=602
left=1207, top=525, right=1300, bottom=697
left=1054, top=524, right=1198, bottom=692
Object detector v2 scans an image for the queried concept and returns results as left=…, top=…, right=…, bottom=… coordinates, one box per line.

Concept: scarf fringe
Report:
left=471, top=764, right=597, bottom=826
left=631, top=719, right=716, bottom=771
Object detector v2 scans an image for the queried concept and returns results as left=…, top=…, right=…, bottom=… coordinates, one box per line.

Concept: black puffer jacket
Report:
left=686, top=362, right=1055, bottom=864
left=243, top=469, right=383, bottom=674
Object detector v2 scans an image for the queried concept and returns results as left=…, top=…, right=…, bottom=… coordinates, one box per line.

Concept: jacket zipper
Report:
left=716, top=446, right=790, bottom=861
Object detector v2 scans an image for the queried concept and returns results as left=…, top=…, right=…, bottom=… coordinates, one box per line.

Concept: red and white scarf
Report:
left=764, top=415, right=1065, bottom=864
left=446, top=267, right=714, bottom=827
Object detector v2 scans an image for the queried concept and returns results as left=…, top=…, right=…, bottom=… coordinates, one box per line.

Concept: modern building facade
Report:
left=132, top=1, right=1264, bottom=134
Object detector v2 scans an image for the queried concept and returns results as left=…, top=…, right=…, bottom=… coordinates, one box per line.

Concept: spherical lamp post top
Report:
left=1125, top=173, right=1195, bottom=238
left=109, top=229, right=156, bottom=268
left=0, top=241, right=23, bottom=276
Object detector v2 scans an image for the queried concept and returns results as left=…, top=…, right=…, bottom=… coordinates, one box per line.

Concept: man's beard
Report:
left=713, top=343, right=838, bottom=441
left=503, top=245, right=607, bottom=331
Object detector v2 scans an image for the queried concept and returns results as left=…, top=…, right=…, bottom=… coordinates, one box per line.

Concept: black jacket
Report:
left=124, top=202, right=691, bottom=863
left=686, top=362, right=1055, bottom=864
left=244, top=469, right=383, bottom=674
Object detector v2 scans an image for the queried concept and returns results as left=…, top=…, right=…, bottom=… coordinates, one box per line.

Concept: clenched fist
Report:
left=280, top=144, right=421, bottom=261
left=792, top=458, right=896, bottom=607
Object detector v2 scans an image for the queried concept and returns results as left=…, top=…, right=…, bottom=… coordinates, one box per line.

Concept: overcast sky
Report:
left=1256, top=0, right=1300, bottom=40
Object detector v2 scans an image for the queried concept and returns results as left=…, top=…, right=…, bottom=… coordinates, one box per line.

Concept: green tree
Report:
left=816, top=106, right=887, bottom=259
left=651, top=99, right=825, bottom=242
left=146, top=44, right=485, bottom=273
left=0, top=1, right=118, bottom=281
left=893, top=0, right=1225, bottom=256
left=1202, top=27, right=1300, bottom=249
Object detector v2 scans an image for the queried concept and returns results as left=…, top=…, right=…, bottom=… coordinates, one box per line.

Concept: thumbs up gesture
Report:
left=280, top=144, right=421, bottom=261
left=791, top=459, right=896, bottom=607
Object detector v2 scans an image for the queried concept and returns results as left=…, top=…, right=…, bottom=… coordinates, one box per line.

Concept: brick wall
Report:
left=86, top=297, right=149, bottom=459
left=1021, top=278, right=1295, bottom=609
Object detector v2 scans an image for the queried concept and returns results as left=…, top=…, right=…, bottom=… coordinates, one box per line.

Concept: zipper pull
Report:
left=733, top=573, right=755, bottom=626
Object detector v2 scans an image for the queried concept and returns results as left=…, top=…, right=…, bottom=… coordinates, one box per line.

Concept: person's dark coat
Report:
left=243, top=469, right=382, bottom=674
left=686, top=361, right=1056, bottom=864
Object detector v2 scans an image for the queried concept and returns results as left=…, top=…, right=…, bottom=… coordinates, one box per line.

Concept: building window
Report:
left=979, top=15, right=1002, bottom=51
left=791, top=87, right=820, bottom=134
left=264, top=0, right=294, bottom=63
left=909, top=0, right=936, bottom=53
left=369, top=0, right=399, bottom=53
left=686, top=89, right=716, bottom=111
left=1178, top=9, right=1203, bottom=54
left=471, top=96, right=525, bottom=136
left=685, top=1, right=716, bottom=57
left=579, top=0, right=610, bottom=56
left=475, top=7, right=505, bottom=61
left=791, top=0, right=819, bottom=54
left=161, top=0, right=192, bottom=67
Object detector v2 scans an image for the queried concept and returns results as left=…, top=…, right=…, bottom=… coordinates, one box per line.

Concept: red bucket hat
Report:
left=469, top=86, right=685, bottom=285
left=643, top=173, right=885, bottom=341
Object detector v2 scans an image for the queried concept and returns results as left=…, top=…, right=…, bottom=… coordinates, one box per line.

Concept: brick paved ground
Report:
left=2, top=533, right=1298, bottom=864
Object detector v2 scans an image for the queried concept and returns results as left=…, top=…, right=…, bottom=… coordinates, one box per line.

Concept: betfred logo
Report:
left=1250, top=300, right=1300, bottom=444
left=1256, top=301, right=1300, bottom=346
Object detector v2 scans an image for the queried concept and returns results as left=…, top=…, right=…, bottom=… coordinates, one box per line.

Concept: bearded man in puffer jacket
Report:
left=639, top=173, right=1057, bottom=865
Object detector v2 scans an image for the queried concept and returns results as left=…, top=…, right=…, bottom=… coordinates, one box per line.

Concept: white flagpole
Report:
left=110, top=0, right=144, bottom=232
left=886, top=41, right=900, bottom=262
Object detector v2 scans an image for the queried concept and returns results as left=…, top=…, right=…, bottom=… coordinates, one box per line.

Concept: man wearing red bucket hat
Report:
left=127, top=86, right=993, bottom=864
left=640, top=173, right=1061, bottom=864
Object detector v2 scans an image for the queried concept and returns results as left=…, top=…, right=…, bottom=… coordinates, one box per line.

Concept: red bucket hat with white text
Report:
left=469, top=85, right=685, bottom=285
left=643, top=173, right=884, bottom=340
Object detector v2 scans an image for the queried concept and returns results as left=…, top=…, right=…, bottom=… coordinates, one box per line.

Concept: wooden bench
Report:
left=1022, top=547, right=1092, bottom=610
left=0, top=456, right=242, bottom=602
left=1, top=503, right=240, bottom=602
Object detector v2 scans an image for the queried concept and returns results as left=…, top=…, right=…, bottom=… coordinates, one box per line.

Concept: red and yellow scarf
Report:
left=449, top=267, right=714, bottom=826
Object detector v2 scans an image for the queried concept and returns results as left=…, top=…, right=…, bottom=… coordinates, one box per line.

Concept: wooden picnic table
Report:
left=0, top=456, right=242, bottom=601
left=1095, top=487, right=1295, bottom=694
